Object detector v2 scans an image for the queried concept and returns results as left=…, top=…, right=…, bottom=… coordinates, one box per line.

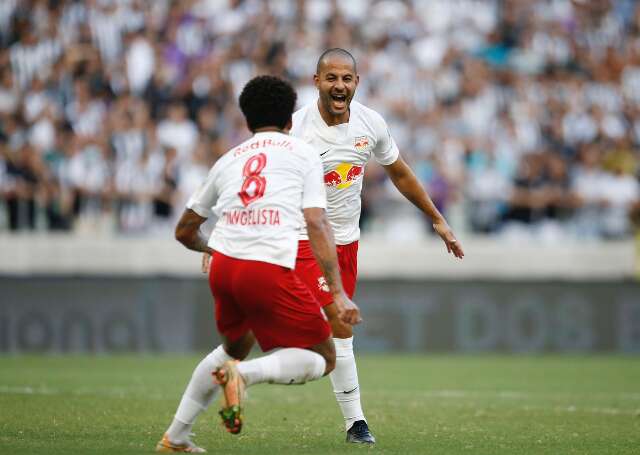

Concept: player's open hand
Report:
left=433, top=220, right=464, bottom=259
left=334, top=292, right=362, bottom=325
left=201, top=252, right=211, bottom=274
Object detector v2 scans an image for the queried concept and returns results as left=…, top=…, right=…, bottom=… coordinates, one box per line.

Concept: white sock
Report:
left=166, top=345, right=234, bottom=441
left=330, top=337, right=365, bottom=430
left=237, top=348, right=326, bottom=386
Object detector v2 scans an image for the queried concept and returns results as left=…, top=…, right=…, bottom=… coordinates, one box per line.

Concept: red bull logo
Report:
left=354, top=136, right=369, bottom=151
left=324, top=162, right=363, bottom=189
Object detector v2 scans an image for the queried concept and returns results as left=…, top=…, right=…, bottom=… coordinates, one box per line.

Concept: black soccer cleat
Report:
left=346, top=420, right=376, bottom=444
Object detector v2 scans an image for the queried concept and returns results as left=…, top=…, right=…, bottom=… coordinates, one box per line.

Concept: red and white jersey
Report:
left=187, top=132, right=326, bottom=269
left=290, top=100, right=399, bottom=244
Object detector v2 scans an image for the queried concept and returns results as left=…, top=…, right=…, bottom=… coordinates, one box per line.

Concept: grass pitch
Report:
left=0, top=354, right=638, bottom=454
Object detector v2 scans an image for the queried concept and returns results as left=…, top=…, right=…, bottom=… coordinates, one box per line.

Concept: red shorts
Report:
left=208, top=252, right=331, bottom=352
left=295, top=240, right=358, bottom=307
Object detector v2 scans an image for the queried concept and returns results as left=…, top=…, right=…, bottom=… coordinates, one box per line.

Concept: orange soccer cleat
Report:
left=214, top=360, right=245, bottom=435
left=155, top=433, right=206, bottom=453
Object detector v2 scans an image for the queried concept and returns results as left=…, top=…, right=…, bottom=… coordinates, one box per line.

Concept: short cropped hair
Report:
left=238, top=75, right=297, bottom=131
left=316, top=48, right=357, bottom=74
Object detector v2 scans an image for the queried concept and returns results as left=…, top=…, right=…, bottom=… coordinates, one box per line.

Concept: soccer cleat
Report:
left=346, top=420, right=376, bottom=444
left=155, top=433, right=206, bottom=453
left=214, top=360, right=245, bottom=435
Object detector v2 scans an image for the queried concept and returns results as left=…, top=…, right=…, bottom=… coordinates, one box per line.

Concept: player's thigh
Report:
left=337, top=241, right=359, bottom=299
left=209, top=252, right=251, bottom=345
left=294, top=250, right=334, bottom=307
left=296, top=241, right=357, bottom=339
left=234, top=262, right=331, bottom=352
left=295, top=257, right=353, bottom=337
left=295, top=241, right=358, bottom=302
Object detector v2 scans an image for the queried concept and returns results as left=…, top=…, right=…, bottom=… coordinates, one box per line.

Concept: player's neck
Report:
left=253, top=126, right=287, bottom=134
left=317, top=99, right=349, bottom=126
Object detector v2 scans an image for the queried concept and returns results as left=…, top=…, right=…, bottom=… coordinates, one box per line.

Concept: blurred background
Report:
left=0, top=0, right=639, bottom=354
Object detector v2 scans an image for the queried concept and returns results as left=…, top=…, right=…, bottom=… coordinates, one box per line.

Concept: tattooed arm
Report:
left=304, top=207, right=361, bottom=325
left=175, top=209, right=214, bottom=254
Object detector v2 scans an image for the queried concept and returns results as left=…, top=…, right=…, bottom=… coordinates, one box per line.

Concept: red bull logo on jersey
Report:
left=324, top=162, right=363, bottom=189
left=354, top=136, right=369, bottom=151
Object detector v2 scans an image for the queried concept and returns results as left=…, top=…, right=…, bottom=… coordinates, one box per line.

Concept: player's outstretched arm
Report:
left=175, top=209, right=214, bottom=255
left=383, top=155, right=464, bottom=259
left=304, top=207, right=362, bottom=325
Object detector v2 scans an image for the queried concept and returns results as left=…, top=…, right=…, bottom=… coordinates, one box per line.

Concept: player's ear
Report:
left=355, top=74, right=360, bottom=86
left=313, top=74, right=320, bottom=88
left=284, top=118, right=292, bottom=132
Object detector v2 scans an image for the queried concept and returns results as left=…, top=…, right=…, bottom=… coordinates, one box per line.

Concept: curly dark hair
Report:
left=238, top=75, right=297, bottom=132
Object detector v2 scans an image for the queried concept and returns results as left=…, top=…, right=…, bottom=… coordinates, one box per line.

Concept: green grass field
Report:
left=0, top=355, right=639, bottom=454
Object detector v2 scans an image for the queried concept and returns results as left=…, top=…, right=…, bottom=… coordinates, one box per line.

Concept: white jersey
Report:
left=186, top=132, right=326, bottom=269
left=291, top=100, right=400, bottom=244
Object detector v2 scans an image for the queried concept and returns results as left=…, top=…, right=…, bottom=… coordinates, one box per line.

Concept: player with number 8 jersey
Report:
left=156, top=76, right=361, bottom=453
left=187, top=132, right=324, bottom=271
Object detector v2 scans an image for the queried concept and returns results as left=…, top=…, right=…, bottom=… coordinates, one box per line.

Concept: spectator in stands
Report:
left=600, top=145, right=640, bottom=237
left=0, top=0, right=638, bottom=242
left=3, top=143, right=43, bottom=231
left=571, top=143, right=609, bottom=238
left=156, top=102, right=198, bottom=160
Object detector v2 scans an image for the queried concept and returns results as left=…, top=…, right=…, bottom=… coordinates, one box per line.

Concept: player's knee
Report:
left=322, top=352, right=336, bottom=375
left=222, top=332, right=255, bottom=359
left=313, top=345, right=336, bottom=375
left=330, top=319, right=353, bottom=338
left=310, top=336, right=336, bottom=375
left=324, top=306, right=354, bottom=338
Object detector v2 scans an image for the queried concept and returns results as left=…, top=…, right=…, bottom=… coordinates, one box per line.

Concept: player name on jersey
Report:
left=186, top=131, right=325, bottom=269
left=233, top=138, right=293, bottom=157
left=223, top=208, right=281, bottom=226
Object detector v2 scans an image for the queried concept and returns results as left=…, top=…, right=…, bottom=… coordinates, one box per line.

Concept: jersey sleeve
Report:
left=371, top=111, right=400, bottom=166
left=186, top=168, right=218, bottom=218
left=301, top=146, right=327, bottom=209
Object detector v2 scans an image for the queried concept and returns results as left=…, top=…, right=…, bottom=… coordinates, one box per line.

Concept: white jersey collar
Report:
left=311, top=99, right=353, bottom=144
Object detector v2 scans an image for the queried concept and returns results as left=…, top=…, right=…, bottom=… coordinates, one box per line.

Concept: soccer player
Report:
left=202, top=48, right=465, bottom=444
left=156, top=75, right=361, bottom=453
left=288, top=48, right=465, bottom=444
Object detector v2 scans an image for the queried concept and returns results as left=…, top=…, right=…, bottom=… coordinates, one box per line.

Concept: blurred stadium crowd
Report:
left=1, top=0, right=640, bottom=240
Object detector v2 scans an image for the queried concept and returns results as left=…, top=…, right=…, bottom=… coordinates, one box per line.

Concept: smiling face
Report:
left=314, top=55, right=359, bottom=125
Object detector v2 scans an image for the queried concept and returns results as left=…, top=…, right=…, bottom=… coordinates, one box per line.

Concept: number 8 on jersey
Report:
left=238, top=153, right=267, bottom=206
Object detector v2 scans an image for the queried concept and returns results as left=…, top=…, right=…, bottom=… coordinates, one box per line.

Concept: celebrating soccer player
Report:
left=288, top=48, right=465, bottom=444
left=201, top=48, right=465, bottom=445
left=156, top=75, right=360, bottom=453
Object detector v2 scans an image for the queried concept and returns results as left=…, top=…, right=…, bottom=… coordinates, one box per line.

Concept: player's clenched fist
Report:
left=333, top=292, right=362, bottom=325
